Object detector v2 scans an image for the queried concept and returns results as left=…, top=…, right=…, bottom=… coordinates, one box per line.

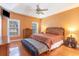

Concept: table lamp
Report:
left=68, top=27, right=76, bottom=38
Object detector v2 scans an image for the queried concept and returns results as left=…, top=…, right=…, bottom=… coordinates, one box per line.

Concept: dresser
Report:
left=23, top=28, right=32, bottom=38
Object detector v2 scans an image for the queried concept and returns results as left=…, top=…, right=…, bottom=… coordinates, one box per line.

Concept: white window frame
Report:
left=32, top=22, right=39, bottom=34
left=7, top=19, right=20, bottom=37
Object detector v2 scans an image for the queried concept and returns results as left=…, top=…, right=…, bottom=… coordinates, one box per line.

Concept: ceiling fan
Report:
left=36, top=4, right=48, bottom=15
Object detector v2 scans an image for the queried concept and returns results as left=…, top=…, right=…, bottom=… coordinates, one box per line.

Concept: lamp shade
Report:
left=68, top=27, right=77, bottom=38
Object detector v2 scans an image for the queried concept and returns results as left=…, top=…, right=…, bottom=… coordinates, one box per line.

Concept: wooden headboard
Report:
left=46, top=27, right=65, bottom=36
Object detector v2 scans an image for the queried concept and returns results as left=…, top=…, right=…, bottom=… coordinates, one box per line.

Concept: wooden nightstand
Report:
left=23, top=28, right=32, bottom=38
left=64, top=37, right=77, bottom=48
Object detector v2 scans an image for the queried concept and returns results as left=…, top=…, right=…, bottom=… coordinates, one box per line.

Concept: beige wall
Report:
left=42, top=7, right=79, bottom=41
left=2, top=16, right=8, bottom=42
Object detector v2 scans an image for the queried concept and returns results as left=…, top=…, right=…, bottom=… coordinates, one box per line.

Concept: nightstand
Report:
left=64, top=37, right=77, bottom=48
left=23, top=28, right=32, bottom=38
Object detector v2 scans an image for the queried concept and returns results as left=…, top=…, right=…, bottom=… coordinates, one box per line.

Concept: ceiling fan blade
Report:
left=39, top=9, right=48, bottom=11
left=36, top=11, right=40, bottom=14
left=36, top=11, right=44, bottom=15
left=40, top=11, right=44, bottom=14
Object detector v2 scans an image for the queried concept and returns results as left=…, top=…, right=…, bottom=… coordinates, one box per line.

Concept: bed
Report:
left=21, top=27, right=65, bottom=56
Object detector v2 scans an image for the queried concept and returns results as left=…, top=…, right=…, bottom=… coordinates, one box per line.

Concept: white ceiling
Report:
left=0, top=3, right=79, bottom=18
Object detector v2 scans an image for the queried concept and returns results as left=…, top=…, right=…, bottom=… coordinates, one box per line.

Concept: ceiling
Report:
left=0, top=3, right=79, bottom=18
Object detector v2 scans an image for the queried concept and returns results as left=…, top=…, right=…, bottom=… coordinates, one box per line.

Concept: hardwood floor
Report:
left=9, top=40, right=31, bottom=56
left=41, top=46, right=79, bottom=56
left=9, top=41, right=79, bottom=56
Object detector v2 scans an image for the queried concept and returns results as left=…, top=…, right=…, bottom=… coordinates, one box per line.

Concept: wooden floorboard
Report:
left=9, top=41, right=79, bottom=56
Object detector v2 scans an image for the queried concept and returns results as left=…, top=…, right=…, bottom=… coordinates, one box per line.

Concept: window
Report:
left=8, top=19, right=20, bottom=37
left=32, top=22, right=38, bottom=34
